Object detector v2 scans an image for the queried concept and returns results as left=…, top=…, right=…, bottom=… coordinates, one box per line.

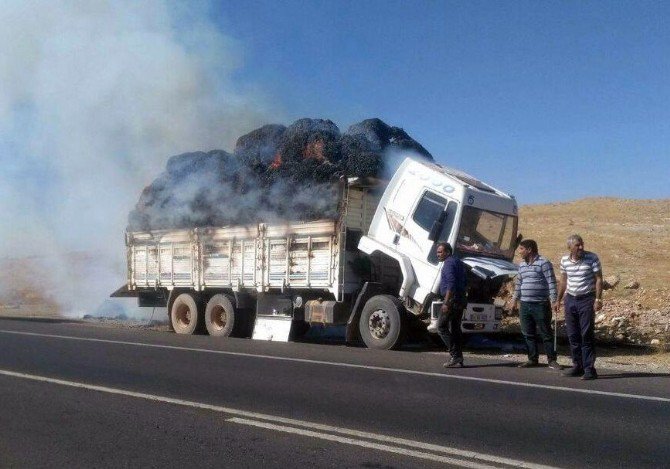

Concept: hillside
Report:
left=518, top=197, right=670, bottom=307
left=509, top=197, right=670, bottom=346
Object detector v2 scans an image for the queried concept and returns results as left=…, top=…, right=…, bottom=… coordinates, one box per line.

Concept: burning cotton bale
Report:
left=280, top=119, right=340, bottom=160
left=234, top=124, right=287, bottom=168
left=258, top=119, right=343, bottom=220
left=128, top=150, right=248, bottom=230
left=346, top=118, right=431, bottom=158
left=340, top=118, right=432, bottom=177
left=127, top=117, right=433, bottom=232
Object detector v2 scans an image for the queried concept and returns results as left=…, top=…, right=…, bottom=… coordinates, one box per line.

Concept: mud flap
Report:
left=252, top=295, right=294, bottom=342
left=252, top=315, right=293, bottom=342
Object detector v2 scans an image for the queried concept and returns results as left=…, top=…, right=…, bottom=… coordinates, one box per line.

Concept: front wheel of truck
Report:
left=359, top=295, right=405, bottom=350
left=170, top=293, right=203, bottom=335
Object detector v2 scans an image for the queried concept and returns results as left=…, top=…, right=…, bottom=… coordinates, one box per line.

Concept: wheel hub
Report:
left=212, top=305, right=227, bottom=330
left=368, top=309, right=391, bottom=339
left=176, top=305, right=191, bottom=326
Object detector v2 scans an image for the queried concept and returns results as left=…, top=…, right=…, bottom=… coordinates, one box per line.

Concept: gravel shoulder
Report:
left=466, top=347, right=670, bottom=374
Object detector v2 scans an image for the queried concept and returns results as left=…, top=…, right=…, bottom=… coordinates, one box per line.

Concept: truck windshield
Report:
left=455, top=206, right=517, bottom=260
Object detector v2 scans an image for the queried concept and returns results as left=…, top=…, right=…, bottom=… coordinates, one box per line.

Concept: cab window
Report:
left=412, top=191, right=447, bottom=231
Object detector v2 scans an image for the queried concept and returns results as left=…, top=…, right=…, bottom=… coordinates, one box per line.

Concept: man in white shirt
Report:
left=555, top=234, right=603, bottom=380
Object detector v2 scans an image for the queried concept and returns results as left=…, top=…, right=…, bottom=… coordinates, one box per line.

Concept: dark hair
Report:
left=519, top=239, right=538, bottom=254
left=436, top=242, right=452, bottom=254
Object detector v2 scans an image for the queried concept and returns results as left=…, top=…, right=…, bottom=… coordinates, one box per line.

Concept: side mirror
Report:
left=428, top=210, right=448, bottom=242
left=428, top=221, right=442, bottom=241
left=514, top=233, right=523, bottom=249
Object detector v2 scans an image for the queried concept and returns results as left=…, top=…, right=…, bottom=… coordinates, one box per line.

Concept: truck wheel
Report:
left=359, top=295, right=405, bottom=350
left=170, top=293, right=203, bottom=335
left=205, top=294, right=237, bottom=337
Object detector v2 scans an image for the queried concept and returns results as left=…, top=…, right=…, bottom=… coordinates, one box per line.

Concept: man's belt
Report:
left=566, top=292, right=595, bottom=300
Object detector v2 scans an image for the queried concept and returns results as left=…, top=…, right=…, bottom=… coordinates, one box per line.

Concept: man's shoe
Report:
left=547, top=360, right=563, bottom=370
left=581, top=370, right=598, bottom=380
left=517, top=361, right=539, bottom=368
left=562, top=367, right=584, bottom=377
left=443, top=357, right=464, bottom=368
left=427, top=320, right=438, bottom=333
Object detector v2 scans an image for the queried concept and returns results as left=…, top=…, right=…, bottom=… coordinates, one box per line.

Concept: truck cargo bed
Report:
left=127, top=220, right=339, bottom=292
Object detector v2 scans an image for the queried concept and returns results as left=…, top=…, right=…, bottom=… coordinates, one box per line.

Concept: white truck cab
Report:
left=358, top=158, right=518, bottom=335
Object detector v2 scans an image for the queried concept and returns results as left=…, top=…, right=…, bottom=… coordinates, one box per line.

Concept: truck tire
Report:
left=359, top=295, right=405, bottom=350
left=170, top=293, right=203, bottom=335
left=205, top=294, right=237, bottom=337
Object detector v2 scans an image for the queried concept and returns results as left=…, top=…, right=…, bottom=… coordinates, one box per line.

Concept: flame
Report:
left=303, top=139, right=325, bottom=161
left=269, top=152, right=283, bottom=169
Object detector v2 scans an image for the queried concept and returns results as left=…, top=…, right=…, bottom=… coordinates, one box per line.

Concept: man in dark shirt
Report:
left=436, top=242, right=468, bottom=367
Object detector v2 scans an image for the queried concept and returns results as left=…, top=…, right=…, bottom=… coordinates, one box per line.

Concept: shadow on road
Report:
left=458, top=362, right=519, bottom=369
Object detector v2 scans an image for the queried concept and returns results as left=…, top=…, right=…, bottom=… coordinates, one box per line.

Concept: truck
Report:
left=114, top=157, right=520, bottom=349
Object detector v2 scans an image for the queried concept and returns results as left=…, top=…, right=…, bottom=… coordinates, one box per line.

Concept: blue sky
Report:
left=210, top=1, right=669, bottom=204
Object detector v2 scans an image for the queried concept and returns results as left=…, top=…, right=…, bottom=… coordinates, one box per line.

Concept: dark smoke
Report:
left=128, top=118, right=433, bottom=231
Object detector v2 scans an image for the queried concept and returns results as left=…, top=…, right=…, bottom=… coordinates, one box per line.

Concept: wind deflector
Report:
left=444, top=168, right=496, bottom=193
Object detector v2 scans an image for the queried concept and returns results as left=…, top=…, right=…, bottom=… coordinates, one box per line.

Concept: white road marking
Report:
left=226, top=417, right=499, bottom=469
left=0, top=368, right=558, bottom=469
left=1, top=329, right=669, bottom=403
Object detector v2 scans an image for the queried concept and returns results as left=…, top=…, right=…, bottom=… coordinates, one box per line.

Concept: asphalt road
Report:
left=0, top=317, right=668, bottom=468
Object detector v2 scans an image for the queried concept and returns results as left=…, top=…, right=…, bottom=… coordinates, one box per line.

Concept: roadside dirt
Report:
left=466, top=335, right=670, bottom=374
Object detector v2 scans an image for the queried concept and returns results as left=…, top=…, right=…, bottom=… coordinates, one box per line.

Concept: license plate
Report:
left=468, top=314, right=489, bottom=321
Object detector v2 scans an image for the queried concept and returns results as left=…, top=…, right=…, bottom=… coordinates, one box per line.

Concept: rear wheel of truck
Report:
left=359, top=295, right=405, bottom=350
left=205, top=294, right=237, bottom=337
left=170, top=293, right=203, bottom=335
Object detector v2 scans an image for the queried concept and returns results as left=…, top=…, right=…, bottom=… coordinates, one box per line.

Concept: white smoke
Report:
left=0, top=1, right=276, bottom=317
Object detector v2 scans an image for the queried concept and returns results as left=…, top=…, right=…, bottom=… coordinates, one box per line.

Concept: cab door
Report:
left=395, top=190, right=457, bottom=301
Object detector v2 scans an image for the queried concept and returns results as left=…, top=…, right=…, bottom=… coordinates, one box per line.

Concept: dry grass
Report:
left=518, top=197, right=670, bottom=309
left=0, top=259, right=59, bottom=309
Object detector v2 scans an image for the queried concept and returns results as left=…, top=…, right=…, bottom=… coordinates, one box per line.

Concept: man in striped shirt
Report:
left=556, top=234, right=603, bottom=380
left=512, top=239, right=561, bottom=369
